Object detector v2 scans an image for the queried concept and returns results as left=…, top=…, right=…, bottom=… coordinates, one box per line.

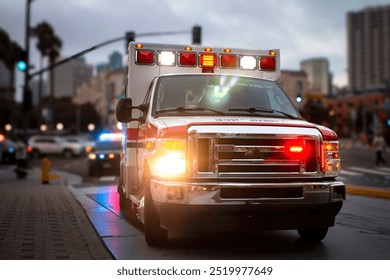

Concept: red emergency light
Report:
left=136, top=50, right=154, bottom=65
left=199, top=53, right=216, bottom=68
left=285, top=139, right=306, bottom=160
left=220, top=54, right=237, bottom=68
left=179, top=52, right=197, bottom=66
left=259, top=56, right=276, bottom=70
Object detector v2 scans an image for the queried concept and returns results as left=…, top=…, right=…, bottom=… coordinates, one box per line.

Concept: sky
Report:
left=1, top=0, right=390, bottom=100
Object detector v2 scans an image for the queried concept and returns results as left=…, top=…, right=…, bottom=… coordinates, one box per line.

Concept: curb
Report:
left=346, top=184, right=390, bottom=200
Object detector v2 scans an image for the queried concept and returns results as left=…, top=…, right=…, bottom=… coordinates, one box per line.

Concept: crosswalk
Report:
left=95, top=167, right=390, bottom=183
left=338, top=166, right=390, bottom=182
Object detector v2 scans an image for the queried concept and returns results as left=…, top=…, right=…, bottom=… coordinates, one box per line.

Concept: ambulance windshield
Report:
left=153, top=74, right=301, bottom=119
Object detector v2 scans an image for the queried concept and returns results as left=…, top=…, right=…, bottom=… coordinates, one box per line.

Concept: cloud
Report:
left=1, top=0, right=389, bottom=91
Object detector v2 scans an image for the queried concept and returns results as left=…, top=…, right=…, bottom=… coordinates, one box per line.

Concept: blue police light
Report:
left=99, top=154, right=105, bottom=159
left=16, top=61, right=27, bottom=72
left=387, top=119, right=390, bottom=126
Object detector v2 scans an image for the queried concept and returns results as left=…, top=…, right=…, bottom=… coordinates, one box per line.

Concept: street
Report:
left=26, top=141, right=390, bottom=260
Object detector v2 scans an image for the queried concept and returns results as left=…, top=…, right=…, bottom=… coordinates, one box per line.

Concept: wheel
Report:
left=144, top=181, right=168, bottom=246
left=63, top=149, right=73, bottom=159
left=297, top=227, right=328, bottom=242
left=31, top=149, right=40, bottom=159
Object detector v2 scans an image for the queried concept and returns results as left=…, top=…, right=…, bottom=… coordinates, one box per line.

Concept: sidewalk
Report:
left=0, top=167, right=113, bottom=260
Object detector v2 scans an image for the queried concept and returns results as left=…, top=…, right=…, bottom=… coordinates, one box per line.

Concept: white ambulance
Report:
left=116, top=42, right=345, bottom=246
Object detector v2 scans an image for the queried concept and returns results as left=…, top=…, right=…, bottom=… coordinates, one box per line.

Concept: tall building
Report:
left=96, top=51, right=123, bottom=75
left=347, top=5, right=390, bottom=92
left=300, top=58, right=331, bottom=96
left=52, top=57, right=93, bottom=98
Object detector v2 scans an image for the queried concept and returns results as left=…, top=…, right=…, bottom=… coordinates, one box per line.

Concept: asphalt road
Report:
left=27, top=146, right=390, bottom=260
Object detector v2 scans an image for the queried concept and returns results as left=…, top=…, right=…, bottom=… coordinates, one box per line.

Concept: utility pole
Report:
left=22, top=0, right=33, bottom=112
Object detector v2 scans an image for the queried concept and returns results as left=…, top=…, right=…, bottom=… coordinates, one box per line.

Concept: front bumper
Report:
left=150, top=179, right=345, bottom=231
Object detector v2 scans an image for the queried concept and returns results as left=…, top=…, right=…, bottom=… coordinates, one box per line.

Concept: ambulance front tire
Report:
left=297, top=227, right=328, bottom=242
left=144, top=181, right=168, bottom=246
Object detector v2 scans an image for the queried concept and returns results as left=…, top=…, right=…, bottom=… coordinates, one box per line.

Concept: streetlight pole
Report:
left=23, top=0, right=32, bottom=107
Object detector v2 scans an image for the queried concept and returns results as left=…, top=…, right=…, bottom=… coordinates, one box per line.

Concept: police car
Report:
left=87, top=133, right=121, bottom=176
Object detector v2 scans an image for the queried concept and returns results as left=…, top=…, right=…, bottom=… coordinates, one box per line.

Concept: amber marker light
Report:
left=269, top=50, right=277, bottom=56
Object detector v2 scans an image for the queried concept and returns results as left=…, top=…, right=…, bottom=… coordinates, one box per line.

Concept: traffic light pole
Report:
left=22, top=0, right=32, bottom=111
left=28, top=29, right=190, bottom=79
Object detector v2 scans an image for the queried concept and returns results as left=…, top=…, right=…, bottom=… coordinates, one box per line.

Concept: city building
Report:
left=347, top=5, right=390, bottom=92
left=52, top=57, right=93, bottom=98
left=300, top=58, right=332, bottom=96
left=280, top=70, right=309, bottom=109
left=73, top=68, right=125, bottom=130
left=96, top=51, right=123, bottom=75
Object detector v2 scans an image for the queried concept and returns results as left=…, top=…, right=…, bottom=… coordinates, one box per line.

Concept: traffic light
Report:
left=125, top=31, right=135, bottom=50
left=16, top=50, right=28, bottom=72
left=192, top=25, right=201, bottom=45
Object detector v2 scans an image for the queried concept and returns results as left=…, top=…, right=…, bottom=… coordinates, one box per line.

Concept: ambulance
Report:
left=116, top=42, right=346, bottom=246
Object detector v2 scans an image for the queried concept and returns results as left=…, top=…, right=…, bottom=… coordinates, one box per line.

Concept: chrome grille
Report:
left=189, top=129, right=321, bottom=179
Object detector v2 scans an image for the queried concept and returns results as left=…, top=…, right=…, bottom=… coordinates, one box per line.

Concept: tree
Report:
left=31, top=21, right=62, bottom=103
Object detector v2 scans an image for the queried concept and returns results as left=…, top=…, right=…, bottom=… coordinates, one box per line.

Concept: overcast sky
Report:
left=1, top=0, right=389, bottom=99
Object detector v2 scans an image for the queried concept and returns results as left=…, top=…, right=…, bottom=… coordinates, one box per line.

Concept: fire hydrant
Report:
left=41, top=154, right=51, bottom=184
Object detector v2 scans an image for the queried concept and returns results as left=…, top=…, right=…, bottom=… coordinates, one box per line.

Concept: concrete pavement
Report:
left=0, top=166, right=113, bottom=260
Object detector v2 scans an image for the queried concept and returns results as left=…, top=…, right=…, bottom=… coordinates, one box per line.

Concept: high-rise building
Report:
left=300, top=58, right=331, bottom=96
left=347, top=5, right=390, bottom=92
left=52, top=57, right=93, bottom=98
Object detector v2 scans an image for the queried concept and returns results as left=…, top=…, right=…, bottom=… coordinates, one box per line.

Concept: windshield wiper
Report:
left=228, top=107, right=302, bottom=120
left=156, top=106, right=226, bottom=116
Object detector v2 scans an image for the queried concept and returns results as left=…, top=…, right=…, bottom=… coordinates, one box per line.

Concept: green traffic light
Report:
left=16, top=61, right=27, bottom=71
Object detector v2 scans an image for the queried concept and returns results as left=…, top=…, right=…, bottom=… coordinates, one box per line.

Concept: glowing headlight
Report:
left=150, top=139, right=187, bottom=178
left=88, top=153, right=97, bottom=160
left=322, top=141, right=341, bottom=177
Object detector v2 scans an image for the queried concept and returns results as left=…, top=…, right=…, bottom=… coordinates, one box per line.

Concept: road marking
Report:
left=99, top=176, right=116, bottom=182
left=377, top=167, right=390, bottom=174
left=340, top=169, right=362, bottom=176
left=349, top=166, right=390, bottom=176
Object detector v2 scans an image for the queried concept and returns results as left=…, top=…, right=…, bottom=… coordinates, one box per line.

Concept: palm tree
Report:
left=0, top=28, right=23, bottom=94
left=31, top=21, right=62, bottom=103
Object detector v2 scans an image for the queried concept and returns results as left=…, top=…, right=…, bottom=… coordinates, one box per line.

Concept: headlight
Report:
left=88, top=153, right=97, bottom=160
left=322, top=141, right=341, bottom=177
left=150, top=139, right=187, bottom=178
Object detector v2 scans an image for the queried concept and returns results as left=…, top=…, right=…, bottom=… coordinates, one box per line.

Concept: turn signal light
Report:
left=199, top=53, right=216, bottom=68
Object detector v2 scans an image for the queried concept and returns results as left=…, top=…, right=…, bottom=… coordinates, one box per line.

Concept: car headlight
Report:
left=150, top=139, right=187, bottom=178
left=322, top=141, right=341, bottom=177
left=88, top=153, right=97, bottom=160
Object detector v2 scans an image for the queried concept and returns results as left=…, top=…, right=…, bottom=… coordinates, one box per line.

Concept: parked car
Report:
left=28, top=135, right=76, bottom=158
left=87, top=133, right=121, bottom=176
left=0, top=138, right=17, bottom=164
left=63, top=135, right=96, bottom=156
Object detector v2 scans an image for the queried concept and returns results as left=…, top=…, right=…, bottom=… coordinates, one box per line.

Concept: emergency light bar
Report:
left=133, top=43, right=277, bottom=71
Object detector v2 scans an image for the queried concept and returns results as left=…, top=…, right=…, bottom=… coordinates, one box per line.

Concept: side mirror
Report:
left=116, top=98, right=133, bottom=123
